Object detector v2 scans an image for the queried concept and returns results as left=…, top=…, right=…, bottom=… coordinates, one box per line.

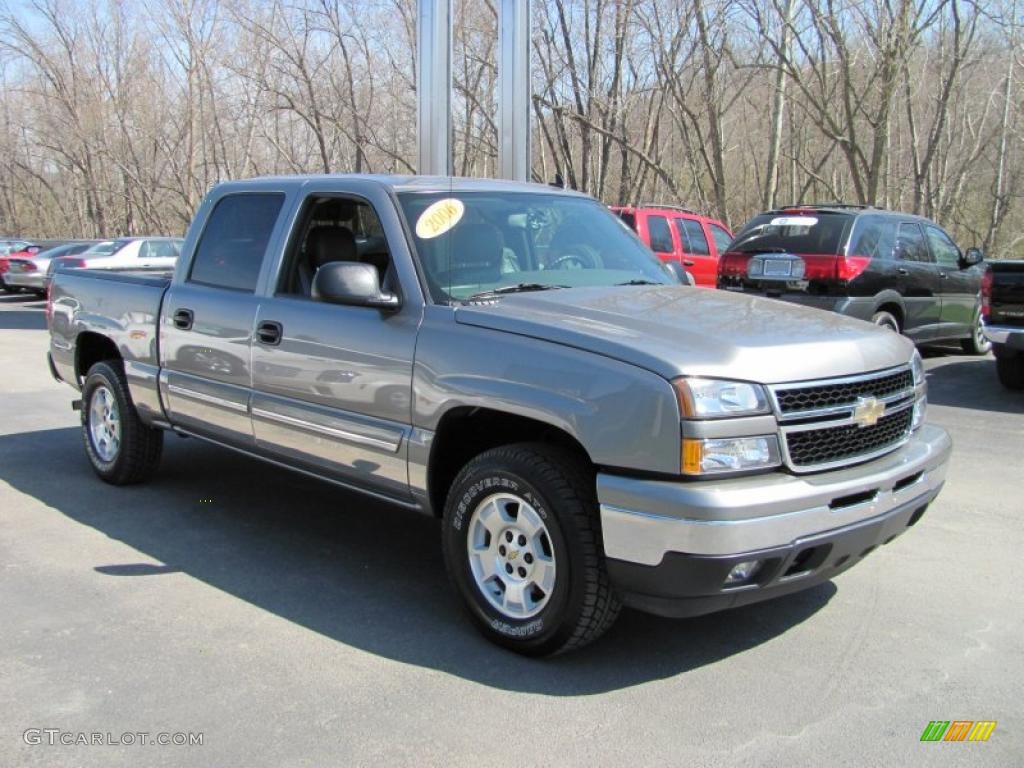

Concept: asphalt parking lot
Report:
left=1, top=291, right=1021, bottom=767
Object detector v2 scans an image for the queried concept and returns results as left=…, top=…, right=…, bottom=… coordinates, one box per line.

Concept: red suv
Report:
left=611, top=205, right=734, bottom=287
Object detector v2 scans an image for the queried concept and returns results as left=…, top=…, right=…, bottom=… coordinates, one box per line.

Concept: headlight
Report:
left=682, top=436, right=781, bottom=475
left=673, top=378, right=770, bottom=419
left=910, top=350, right=925, bottom=387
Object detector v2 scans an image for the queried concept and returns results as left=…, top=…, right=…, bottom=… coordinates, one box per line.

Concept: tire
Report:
left=441, top=443, right=621, bottom=656
left=960, top=312, right=992, bottom=355
left=81, top=361, right=164, bottom=484
left=996, top=354, right=1024, bottom=390
left=871, top=310, right=900, bottom=333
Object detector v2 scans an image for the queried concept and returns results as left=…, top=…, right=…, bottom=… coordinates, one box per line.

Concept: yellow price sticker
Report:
left=415, top=198, right=465, bottom=239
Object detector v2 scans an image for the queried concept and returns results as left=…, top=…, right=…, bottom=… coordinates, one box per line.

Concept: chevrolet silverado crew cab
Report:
left=48, top=176, right=951, bottom=656
left=982, top=261, right=1024, bottom=389
left=718, top=205, right=989, bottom=353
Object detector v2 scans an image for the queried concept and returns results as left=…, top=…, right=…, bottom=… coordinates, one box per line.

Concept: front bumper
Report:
left=983, top=322, right=1024, bottom=351
left=599, top=424, right=951, bottom=618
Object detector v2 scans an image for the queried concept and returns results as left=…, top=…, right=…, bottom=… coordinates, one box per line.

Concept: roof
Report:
left=213, top=173, right=592, bottom=198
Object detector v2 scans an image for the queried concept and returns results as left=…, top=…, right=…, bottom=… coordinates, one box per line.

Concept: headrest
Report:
left=307, top=226, right=356, bottom=270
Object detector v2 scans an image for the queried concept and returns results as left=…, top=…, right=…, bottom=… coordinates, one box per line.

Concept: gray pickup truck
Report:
left=48, top=175, right=951, bottom=655
left=982, top=260, right=1024, bottom=389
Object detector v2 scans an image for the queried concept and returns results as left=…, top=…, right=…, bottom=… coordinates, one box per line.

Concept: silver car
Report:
left=4, top=241, right=96, bottom=295
left=46, top=237, right=183, bottom=287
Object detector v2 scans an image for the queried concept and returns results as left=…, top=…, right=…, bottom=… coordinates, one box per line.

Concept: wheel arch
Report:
left=426, top=406, right=593, bottom=518
left=76, top=332, right=122, bottom=384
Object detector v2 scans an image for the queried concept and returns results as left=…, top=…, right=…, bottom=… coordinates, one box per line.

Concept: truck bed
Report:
left=49, top=267, right=171, bottom=387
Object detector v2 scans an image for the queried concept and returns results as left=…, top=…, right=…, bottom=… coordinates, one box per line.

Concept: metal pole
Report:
left=417, top=0, right=452, bottom=176
left=498, top=0, right=531, bottom=181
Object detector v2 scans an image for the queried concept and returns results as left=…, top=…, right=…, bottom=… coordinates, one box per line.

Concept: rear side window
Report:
left=730, top=212, right=851, bottom=255
left=709, top=224, right=733, bottom=254
left=189, top=194, right=285, bottom=292
left=895, top=223, right=932, bottom=263
left=681, top=219, right=710, bottom=255
left=647, top=215, right=674, bottom=253
left=849, top=215, right=898, bottom=259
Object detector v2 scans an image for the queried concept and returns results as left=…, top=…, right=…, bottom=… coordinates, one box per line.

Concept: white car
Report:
left=47, top=237, right=183, bottom=284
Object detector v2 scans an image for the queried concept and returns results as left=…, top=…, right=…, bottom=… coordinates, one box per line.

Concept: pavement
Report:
left=0, top=290, right=1021, bottom=767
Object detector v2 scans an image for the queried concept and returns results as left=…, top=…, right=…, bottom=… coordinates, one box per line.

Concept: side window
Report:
left=672, top=218, right=691, bottom=252
left=709, top=223, right=733, bottom=254
left=896, top=223, right=931, bottom=264
left=279, top=195, right=394, bottom=298
left=925, top=225, right=960, bottom=268
left=647, top=215, right=674, bottom=254
left=189, top=194, right=285, bottom=292
left=137, top=241, right=150, bottom=259
left=682, top=219, right=711, bottom=255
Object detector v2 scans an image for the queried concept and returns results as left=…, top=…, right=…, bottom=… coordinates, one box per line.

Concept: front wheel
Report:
left=81, top=361, right=164, bottom=484
left=961, top=312, right=992, bottom=355
left=441, top=443, right=620, bottom=656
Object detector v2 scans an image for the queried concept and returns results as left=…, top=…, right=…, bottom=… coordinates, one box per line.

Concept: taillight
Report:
left=836, top=255, right=872, bottom=281
left=20, top=261, right=37, bottom=272
left=801, top=255, right=837, bottom=280
left=718, top=251, right=749, bottom=277
left=0, top=258, right=8, bottom=274
left=981, top=266, right=993, bottom=319
left=45, top=280, right=53, bottom=324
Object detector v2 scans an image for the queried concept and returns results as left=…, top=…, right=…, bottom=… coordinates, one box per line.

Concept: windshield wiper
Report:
left=465, top=283, right=569, bottom=301
left=616, top=279, right=662, bottom=286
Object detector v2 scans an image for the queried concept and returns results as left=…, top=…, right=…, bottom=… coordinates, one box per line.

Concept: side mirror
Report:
left=312, top=262, right=400, bottom=310
left=662, top=261, right=695, bottom=285
left=961, top=247, right=983, bottom=268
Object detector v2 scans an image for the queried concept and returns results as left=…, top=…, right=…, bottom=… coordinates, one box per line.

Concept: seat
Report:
left=298, top=225, right=357, bottom=295
left=436, top=221, right=504, bottom=287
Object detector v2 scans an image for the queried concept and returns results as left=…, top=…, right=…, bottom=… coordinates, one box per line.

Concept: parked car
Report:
left=4, top=241, right=97, bottom=296
left=47, top=237, right=182, bottom=283
left=0, top=241, right=43, bottom=292
left=44, top=241, right=117, bottom=292
left=610, top=204, right=733, bottom=287
left=48, top=175, right=950, bottom=656
left=981, top=261, right=1024, bottom=389
left=718, top=204, right=989, bottom=353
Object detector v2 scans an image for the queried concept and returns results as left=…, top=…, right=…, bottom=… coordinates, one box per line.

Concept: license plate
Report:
left=763, top=259, right=792, bottom=277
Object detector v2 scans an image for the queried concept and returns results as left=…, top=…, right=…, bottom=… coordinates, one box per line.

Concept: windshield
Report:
left=729, top=212, right=852, bottom=255
left=397, top=191, right=672, bottom=303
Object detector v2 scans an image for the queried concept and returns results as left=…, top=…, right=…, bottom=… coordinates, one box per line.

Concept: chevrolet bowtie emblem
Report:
left=853, top=396, right=886, bottom=427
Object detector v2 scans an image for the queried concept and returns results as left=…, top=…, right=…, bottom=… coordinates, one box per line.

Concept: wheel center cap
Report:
left=507, top=549, right=518, bottom=561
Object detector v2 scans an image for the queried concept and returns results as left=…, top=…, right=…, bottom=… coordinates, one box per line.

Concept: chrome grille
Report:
left=774, top=369, right=913, bottom=415
left=770, top=366, right=917, bottom=472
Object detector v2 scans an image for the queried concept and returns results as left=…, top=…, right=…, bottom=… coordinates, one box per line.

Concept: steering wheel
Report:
left=548, top=247, right=597, bottom=270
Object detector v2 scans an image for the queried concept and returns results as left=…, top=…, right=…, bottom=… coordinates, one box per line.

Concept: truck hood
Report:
left=454, top=286, right=913, bottom=384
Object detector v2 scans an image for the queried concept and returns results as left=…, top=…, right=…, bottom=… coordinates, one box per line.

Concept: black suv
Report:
left=718, top=205, right=989, bottom=353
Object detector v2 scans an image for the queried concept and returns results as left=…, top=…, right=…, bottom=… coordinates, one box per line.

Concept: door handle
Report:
left=173, top=308, right=193, bottom=330
left=939, top=272, right=949, bottom=279
left=257, top=321, right=283, bottom=346
left=683, top=259, right=695, bottom=267
left=896, top=268, right=909, bottom=276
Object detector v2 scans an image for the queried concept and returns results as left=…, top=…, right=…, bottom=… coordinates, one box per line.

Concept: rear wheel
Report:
left=960, top=312, right=992, bottom=355
left=996, top=354, right=1024, bottom=390
left=871, top=310, right=900, bottom=333
left=81, top=361, right=163, bottom=484
left=441, top=443, right=620, bottom=656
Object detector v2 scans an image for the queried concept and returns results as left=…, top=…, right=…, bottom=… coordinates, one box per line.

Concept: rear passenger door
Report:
left=160, top=192, right=288, bottom=446
left=925, top=224, right=975, bottom=339
left=894, top=221, right=942, bottom=341
left=249, top=182, right=422, bottom=500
